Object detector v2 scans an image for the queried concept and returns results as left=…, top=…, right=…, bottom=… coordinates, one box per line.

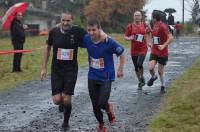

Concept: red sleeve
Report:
left=160, top=23, right=170, bottom=37
left=125, top=24, right=132, bottom=37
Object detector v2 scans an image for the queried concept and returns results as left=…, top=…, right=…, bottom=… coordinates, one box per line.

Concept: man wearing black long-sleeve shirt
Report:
left=10, top=12, right=25, bottom=72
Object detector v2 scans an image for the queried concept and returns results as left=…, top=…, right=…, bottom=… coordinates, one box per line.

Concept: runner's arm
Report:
left=163, top=33, right=174, bottom=47
left=158, top=32, right=174, bottom=51
left=117, top=53, right=125, bottom=78
left=41, top=45, right=51, bottom=80
left=124, top=24, right=134, bottom=41
left=145, top=33, right=153, bottom=48
left=124, top=35, right=134, bottom=41
left=159, top=25, right=174, bottom=49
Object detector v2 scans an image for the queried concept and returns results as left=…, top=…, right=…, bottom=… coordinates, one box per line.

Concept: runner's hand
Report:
left=40, top=68, right=47, bottom=81
left=148, top=43, right=152, bottom=48
left=158, top=44, right=165, bottom=51
left=145, top=27, right=152, bottom=33
left=117, top=68, right=124, bottom=78
left=129, top=35, right=135, bottom=40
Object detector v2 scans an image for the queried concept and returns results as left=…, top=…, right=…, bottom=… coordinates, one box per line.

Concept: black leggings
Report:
left=13, top=42, right=24, bottom=71
left=88, top=79, right=112, bottom=124
left=131, top=55, right=146, bottom=72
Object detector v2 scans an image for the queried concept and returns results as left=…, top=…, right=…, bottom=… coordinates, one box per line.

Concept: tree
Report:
left=185, top=0, right=200, bottom=22
left=84, top=0, right=147, bottom=31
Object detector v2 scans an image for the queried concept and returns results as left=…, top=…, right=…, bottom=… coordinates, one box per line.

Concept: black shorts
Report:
left=51, top=69, right=78, bottom=96
left=149, top=54, right=168, bottom=65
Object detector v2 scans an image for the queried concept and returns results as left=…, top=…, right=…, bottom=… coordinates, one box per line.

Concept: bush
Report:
left=74, top=16, right=85, bottom=28
left=182, top=22, right=196, bottom=34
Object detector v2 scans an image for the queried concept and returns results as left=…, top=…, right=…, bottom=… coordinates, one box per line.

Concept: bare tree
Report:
left=184, top=0, right=200, bottom=22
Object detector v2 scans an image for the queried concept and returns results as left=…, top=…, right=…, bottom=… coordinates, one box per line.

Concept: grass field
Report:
left=0, top=34, right=129, bottom=91
left=149, top=58, right=200, bottom=132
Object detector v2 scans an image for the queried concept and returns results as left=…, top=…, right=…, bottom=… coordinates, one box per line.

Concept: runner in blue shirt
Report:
left=81, top=19, right=125, bottom=132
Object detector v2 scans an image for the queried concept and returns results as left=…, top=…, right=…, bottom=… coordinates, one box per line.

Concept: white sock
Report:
left=160, top=74, right=165, bottom=87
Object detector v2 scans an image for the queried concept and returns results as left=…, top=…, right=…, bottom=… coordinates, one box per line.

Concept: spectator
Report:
left=10, top=12, right=26, bottom=72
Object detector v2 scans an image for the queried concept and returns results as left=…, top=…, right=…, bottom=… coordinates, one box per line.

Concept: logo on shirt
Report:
left=90, top=57, right=104, bottom=69
left=116, top=47, right=123, bottom=54
left=70, top=34, right=75, bottom=45
left=57, top=48, right=74, bottom=60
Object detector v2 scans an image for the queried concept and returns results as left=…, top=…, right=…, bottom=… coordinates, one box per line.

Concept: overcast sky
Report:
left=144, top=0, right=195, bottom=22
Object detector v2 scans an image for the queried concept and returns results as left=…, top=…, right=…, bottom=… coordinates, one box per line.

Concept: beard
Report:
left=62, top=24, right=72, bottom=31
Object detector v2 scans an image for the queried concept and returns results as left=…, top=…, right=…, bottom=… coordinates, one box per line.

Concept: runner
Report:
left=81, top=19, right=125, bottom=132
left=40, top=12, right=107, bottom=131
left=124, top=11, right=148, bottom=90
left=175, top=21, right=181, bottom=38
left=147, top=10, right=173, bottom=93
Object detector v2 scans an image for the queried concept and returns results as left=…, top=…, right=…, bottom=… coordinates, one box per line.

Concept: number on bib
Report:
left=57, top=48, right=74, bottom=60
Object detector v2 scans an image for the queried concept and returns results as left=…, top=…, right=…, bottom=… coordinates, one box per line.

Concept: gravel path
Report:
left=0, top=37, right=200, bottom=132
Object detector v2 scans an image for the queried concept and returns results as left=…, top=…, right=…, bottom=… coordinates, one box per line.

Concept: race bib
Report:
left=153, top=36, right=160, bottom=45
left=90, top=57, right=104, bottom=69
left=57, top=48, right=74, bottom=60
left=135, top=34, right=144, bottom=42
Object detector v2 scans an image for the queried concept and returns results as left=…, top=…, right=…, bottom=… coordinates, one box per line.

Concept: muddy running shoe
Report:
left=138, top=78, right=145, bottom=90
left=138, top=82, right=142, bottom=90
left=160, top=86, right=166, bottom=94
left=62, top=122, right=70, bottom=132
left=147, top=75, right=158, bottom=86
left=59, top=104, right=64, bottom=112
left=106, top=103, right=116, bottom=124
left=97, top=123, right=108, bottom=132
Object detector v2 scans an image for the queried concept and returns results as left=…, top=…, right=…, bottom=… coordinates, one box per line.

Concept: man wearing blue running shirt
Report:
left=81, top=19, right=125, bottom=132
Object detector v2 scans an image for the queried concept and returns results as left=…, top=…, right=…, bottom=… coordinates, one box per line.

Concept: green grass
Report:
left=0, top=34, right=129, bottom=91
left=149, top=59, right=200, bottom=132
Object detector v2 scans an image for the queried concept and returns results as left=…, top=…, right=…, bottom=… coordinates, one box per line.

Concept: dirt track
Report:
left=0, top=37, right=200, bottom=132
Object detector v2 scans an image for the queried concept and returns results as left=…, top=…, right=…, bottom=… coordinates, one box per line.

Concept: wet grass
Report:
left=0, top=34, right=129, bottom=91
left=149, top=58, right=200, bottom=132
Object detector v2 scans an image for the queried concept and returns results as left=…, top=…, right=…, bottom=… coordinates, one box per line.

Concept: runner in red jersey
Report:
left=124, top=11, right=149, bottom=90
left=147, top=10, right=173, bottom=93
left=175, top=21, right=181, bottom=38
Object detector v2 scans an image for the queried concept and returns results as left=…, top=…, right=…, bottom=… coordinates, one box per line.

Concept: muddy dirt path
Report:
left=0, top=37, right=200, bottom=132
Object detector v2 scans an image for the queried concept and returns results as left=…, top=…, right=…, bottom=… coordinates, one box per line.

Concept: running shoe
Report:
left=97, top=123, right=108, bottom=132
left=138, top=78, right=145, bottom=90
left=147, top=75, right=158, bottom=86
left=62, top=122, right=70, bottom=132
left=160, top=86, right=166, bottom=94
left=106, top=103, right=116, bottom=124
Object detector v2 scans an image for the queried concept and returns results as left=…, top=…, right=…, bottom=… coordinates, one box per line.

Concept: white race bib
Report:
left=57, top=48, right=74, bottom=60
left=153, top=36, right=160, bottom=45
left=135, top=34, right=144, bottom=43
left=90, top=57, right=104, bottom=69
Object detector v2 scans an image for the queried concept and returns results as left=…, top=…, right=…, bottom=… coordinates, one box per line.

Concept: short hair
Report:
left=152, top=10, right=161, bottom=21
left=61, top=11, right=73, bottom=20
left=87, top=18, right=101, bottom=29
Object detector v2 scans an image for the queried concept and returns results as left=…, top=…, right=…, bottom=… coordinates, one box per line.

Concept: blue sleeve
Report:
left=79, top=34, right=88, bottom=48
left=109, top=37, right=125, bottom=56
